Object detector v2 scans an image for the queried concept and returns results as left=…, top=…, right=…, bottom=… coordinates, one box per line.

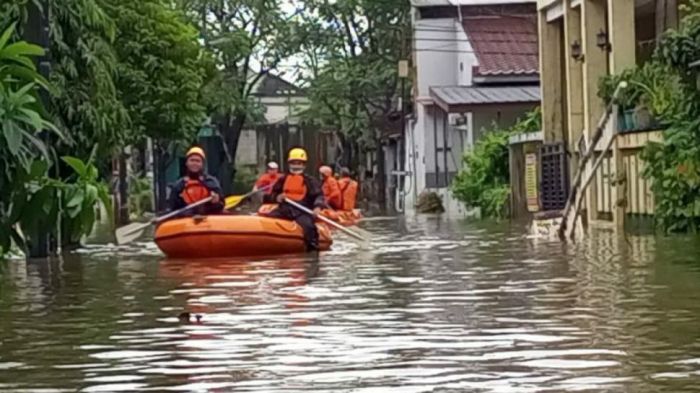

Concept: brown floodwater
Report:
left=1, top=216, right=699, bottom=392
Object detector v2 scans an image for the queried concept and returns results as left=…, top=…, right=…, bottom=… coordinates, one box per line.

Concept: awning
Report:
left=429, top=85, right=541, bottom=113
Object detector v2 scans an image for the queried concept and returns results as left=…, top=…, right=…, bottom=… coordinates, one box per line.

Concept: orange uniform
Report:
left=255, top=173, right=281, bottom=194
left=338, top=177, right=358, bottom=211
left=322, top=176, right=342, bottom=210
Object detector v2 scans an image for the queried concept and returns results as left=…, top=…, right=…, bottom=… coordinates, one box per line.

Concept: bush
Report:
left=128, top=175, right=154, bottom=219
left=232, top=166, right=259, bottom=194
left=638, top=3, right=700, bottom=233
left=452, top=109, right=540, bottom=219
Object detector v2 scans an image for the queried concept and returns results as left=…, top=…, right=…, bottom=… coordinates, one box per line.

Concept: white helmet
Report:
left=267, top=161, right=279, bottom=169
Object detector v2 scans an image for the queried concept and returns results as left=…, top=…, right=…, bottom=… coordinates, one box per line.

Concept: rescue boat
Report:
left=154, top=215, right=333, bottom=258
left=257, top=204, right=363, bottom=226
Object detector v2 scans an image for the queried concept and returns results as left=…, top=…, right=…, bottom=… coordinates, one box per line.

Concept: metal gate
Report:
left=539, top=142, right=569, bottom=211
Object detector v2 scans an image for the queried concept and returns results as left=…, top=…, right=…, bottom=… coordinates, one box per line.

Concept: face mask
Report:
left=289, top=165, right=304, bottom=174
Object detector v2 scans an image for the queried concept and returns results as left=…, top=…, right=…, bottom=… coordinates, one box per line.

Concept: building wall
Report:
left=406, top=13, right=538, bottom=217
left=236, top=96, right=310, bottom=168
left=414, top=18, right=460, bottom=97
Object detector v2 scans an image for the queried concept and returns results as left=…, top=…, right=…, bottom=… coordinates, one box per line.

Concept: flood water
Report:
left=1, top=216, right=700, bottom=392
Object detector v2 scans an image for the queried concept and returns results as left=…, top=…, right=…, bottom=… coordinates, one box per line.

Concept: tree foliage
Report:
left=0, top=24, right=108, bottom=257
left=638, top=1, right=700, bottom=232
left=47, top=0, right=130, bottom=158
left=452, top=109, right=541, bottom=219
left=176, top=0, right=303, bottom=190
left=103, top=0, right=210, bottom=145
left=298, top=0, right=411, bottom=144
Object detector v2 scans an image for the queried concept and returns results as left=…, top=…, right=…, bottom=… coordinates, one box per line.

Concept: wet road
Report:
left=1, top=216, right=700, bottom=392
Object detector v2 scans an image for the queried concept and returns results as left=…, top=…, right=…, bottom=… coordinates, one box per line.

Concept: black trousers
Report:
left=267, top=203, right=319, bottom=251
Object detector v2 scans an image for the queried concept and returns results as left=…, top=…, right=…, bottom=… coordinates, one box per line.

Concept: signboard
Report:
left=398, top=60, right=409, bottom=78
left=525, top=153, right=539, bottom=212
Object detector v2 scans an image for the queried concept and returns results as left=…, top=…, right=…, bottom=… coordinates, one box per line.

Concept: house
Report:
left=402, top=0, right=541, bottom=217
left=237, top=73, right=309, bottom=169
left=525, top=0, right=679, bottom=232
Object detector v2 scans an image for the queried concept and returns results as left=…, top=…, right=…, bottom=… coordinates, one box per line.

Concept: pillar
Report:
left=581, top=0, right=608, bottom=223
left=608, top=0, right=636, bottom=229
left=564, top=4, right=585, bottom=183
left=538, top=8, right=564, bottom=143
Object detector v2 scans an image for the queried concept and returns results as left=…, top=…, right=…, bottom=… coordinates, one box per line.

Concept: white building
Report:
left=236, top=73, right=309, bottom=167
left=402, top=0, right=541, bottom=216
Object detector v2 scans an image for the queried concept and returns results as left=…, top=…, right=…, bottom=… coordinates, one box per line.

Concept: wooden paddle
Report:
left=115, top=196, right=214, bottom=245
left=224, top=184, right=273, bottom=210
left=284, top=198, right=369, bottom=245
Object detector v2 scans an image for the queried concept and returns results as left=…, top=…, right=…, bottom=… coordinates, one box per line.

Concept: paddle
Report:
left=115, top=196, right=214, bottom=245
left=284, top=198, right=369, bottom=245
left=224, top=184, right=273, bottom=210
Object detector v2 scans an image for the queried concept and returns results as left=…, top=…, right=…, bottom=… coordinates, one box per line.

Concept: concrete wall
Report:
left=414, top=18, right=459, bottom=97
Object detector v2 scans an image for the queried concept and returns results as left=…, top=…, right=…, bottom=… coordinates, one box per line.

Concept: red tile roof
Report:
left=462, top=13, right=539, bottom=77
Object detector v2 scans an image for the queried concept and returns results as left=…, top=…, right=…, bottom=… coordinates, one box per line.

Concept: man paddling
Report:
left=265, top=147, right=324, bottom=251
left=168, top=146, right=224, bottom=217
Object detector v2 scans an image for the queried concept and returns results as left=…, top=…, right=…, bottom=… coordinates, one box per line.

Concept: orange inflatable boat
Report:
left=154, top=215, right=332, bottom=259
left=257, top=204, right=363, bottom=226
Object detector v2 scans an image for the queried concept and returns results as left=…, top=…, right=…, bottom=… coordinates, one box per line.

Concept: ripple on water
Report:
left=2, top=220, right=700, bottom=392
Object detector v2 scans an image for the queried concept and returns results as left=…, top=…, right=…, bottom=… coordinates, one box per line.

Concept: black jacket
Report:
left=265, top=173, right=325, bottom=209
left=168, top=174, right=224, bottom=216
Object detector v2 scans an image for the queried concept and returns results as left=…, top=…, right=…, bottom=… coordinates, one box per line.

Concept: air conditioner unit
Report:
left=448, top=113, right=467, bottom=127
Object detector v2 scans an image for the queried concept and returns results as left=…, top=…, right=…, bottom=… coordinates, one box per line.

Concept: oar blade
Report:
left=224, top=195, right=244, bottom=210
left=115, top=222, right=150, bottom=245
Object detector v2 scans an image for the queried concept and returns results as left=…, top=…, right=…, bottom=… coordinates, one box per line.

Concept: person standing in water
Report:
left=167, top=146, right=224, bottom=216
left=265, top=148, right=324, bottom=251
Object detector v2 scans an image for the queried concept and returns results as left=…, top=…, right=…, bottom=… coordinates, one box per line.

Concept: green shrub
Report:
left=232, top=166, right=258, bottom=194
left=128, top=175, right=154, bottom=219
left=452, top=108, right=540, bottom=219
left=638, top=3, right=700, bottom=233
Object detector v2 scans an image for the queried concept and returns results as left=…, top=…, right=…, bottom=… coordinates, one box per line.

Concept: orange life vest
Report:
left=322, top=176, right=342, bottom=210
left=180, top=178, right=211, bottom=205
left=256, top=173, right=281, bottom=194
left=338, top=177, right=358, bottom=211
left=283, top=174, right=307, bottom=202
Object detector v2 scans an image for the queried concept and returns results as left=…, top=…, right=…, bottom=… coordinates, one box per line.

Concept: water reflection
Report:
left=0, top=217, right=699, bottom=392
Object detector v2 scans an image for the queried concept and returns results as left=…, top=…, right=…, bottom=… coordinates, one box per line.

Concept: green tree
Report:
left=176, top=0, right=303, bottom=193
left=297, top=0, right=411, bottom=202
left=46, top=0, right=131, bottom=159
left=103, top=0, right=211, bottom=209
left=0, top=24, right=108, bottom=258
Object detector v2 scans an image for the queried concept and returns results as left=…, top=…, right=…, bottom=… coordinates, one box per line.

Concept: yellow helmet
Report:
left=186, top=146, right=206, bottom=159
left=288, top=147, right=308, bottom=162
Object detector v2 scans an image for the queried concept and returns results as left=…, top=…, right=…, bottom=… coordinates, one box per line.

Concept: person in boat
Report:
left=265, top=147, right=324, bottom=251
left=167, top=146, right=224, bottom=216
left=338, top=167, right=359, bottom=211
left=254, top=161, right=281, bottom=194
left=319, top=165, right=342, bottom=210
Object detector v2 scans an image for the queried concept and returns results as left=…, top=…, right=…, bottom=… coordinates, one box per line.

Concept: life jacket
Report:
left=180, top=178, right=211, bottom=205
left=256, top=173, right=281, bottom=193
left=339, top=177, right=358, bottom=211
left=283, top=174, right=307, bottom=202
left=322, top=176, right=342, bottom=210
